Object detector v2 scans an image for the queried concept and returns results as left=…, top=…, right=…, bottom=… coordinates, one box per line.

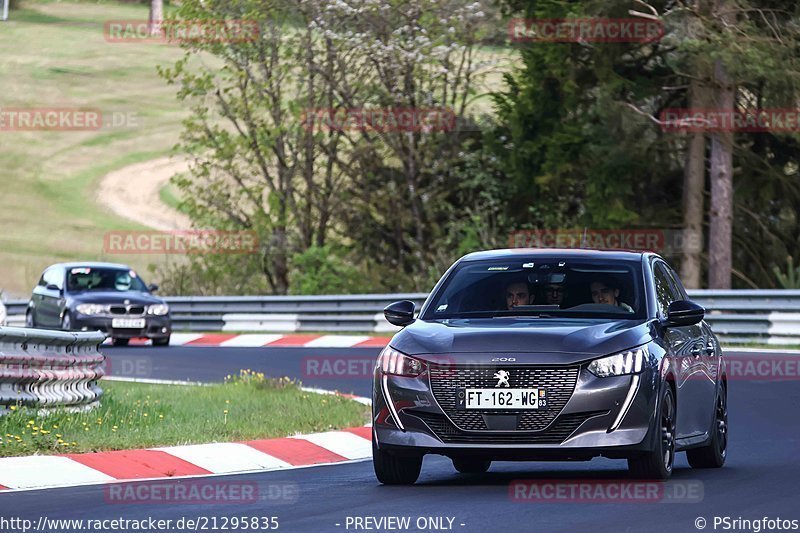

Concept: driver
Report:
left=505, top=281, right=531, bottom=310
left=589, top=278, right=633, bottom=312
left=544, top=282, right=567, bottom=306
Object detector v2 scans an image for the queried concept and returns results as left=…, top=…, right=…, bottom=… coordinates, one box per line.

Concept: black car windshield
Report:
left=66, top=267, right=149, bottom=293
left=423, top=257, right=646, bottom=320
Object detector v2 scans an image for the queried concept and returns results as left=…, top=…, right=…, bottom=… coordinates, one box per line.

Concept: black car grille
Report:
left=428, top=365, right=580, bottom=432
left=109, top=305, right=145, bottom=316
left=411, top=411, right=608, bottom=444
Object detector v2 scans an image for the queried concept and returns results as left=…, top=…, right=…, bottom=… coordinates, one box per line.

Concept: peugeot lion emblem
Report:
left=494, top=369, right=510, bottom=388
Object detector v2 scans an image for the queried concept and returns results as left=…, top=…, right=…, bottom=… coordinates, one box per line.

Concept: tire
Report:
left=152, top=336, right=170, bottom=346
left=25, top=311, right=35, bottom=328
left=61, top=313, right=72, bottom=331
left=372, top=433, right=422, bottom=485
left=687, top=385, right=727, bottom=469
left=452, top=458, right=491, bottom=474
left=628, top=385, right=676, bottom=480
left=112, top=338, right=130, bottom=346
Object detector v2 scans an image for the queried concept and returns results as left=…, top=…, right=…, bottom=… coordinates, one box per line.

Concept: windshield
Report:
left=66, top=267, right=149, bottom=293
left=423, top=257, right=646, bottom=320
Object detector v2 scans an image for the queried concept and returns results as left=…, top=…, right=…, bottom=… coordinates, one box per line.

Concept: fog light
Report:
left=161, top=327, right=167, bottom=333
left=81, top=327, right=88, bottom=331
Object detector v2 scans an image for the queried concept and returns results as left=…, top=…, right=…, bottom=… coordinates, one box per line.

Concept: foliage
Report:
left=773, top=256, right=800, bottom=289
left=159, top=0, right=505, bottom=294
left=494, top=0, right=800, bottom=288
left=289, top=246, right=362, bottom=295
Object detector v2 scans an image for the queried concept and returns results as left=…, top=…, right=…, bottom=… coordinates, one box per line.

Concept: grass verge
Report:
left=0, top=370, right=369, bottom=457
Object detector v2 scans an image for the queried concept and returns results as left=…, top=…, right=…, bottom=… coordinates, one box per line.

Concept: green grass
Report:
left=159, top=181, right=188, bottom=214
left=0, top=1, right=200, bottom=296
left=0, top=371, right=369, bottom=457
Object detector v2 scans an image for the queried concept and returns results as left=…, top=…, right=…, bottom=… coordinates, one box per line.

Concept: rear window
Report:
left=422, top=257, right=646, bottom=320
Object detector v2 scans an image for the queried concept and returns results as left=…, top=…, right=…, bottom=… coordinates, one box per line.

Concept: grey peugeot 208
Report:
left=372, top=249, right=727, bottom=484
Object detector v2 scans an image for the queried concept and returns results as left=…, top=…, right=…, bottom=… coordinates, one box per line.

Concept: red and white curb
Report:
left=0, top=425, right=373, bottom=492
left=104, top=333, right=390, bottom=348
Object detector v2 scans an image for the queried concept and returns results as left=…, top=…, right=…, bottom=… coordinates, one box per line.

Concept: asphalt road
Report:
left=1, top=347, right=798, bottom=533
left=103, top=345, right=378, bottom=397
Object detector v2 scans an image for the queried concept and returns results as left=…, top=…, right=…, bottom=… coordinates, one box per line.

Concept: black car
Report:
left=26, top=262, right=171, bottom=346
left=372, top=249, right=727, bottom=483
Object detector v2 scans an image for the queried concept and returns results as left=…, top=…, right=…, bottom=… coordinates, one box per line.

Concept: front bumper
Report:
left=72, top=314, right=172, bottom=340
left=372, top=362, right=659, bottom=460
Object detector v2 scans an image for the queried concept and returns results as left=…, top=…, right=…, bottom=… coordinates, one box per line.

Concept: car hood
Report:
left=390, top=318, right=655, bottom=365
left=68, top=291, right=164, bottom=306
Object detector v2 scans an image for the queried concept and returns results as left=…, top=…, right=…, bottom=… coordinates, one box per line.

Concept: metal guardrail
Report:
left=4, top=290, right=800, bottom=344
left=0, top=327, right=106, bottom=413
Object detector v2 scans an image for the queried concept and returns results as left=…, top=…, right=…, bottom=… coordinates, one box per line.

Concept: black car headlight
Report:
left=377, top=346, right=426, bottom=377
left=147, top=304, right=169, bottom=316
left=75, top=304, right=108, bottom=316
left=588, top=346, right=647, bottom=377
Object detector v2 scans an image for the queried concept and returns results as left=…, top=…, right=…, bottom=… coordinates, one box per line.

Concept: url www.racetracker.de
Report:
left=0, top=515, right=281, bottom=532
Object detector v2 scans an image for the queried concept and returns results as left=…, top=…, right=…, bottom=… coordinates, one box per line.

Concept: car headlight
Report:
left=588, top=346, right=648, bottom=377
left=147, top=304, right=169, bottom=316
left=76, top=303, right=108, bottom=316
left=377, top=346, right=426, bottom=377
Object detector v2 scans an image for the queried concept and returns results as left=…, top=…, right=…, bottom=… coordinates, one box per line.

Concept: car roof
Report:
left=459, top=248, right=653, bottom=262
left=47, top=262, right=134, bottom=270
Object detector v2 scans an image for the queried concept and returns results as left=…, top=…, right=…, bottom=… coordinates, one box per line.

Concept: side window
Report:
left=37, top=271, right=47, bottom=287
left=665, top=266, right=688, bottom=300
left=42, top=268, right=63, bottom=290
left=653, top=262, right=679, bottom=318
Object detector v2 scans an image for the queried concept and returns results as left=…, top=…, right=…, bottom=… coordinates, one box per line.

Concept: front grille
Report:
left=428, top=365, right=579, bottom=432
left=109, top=305, right=145, bottom=316
left=412, top=411, right=608, bottom=444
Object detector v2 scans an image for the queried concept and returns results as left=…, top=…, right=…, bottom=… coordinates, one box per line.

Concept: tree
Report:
left=159, top=0, right=498, bottom=293
left=148, top=0, right=163, bottom=37
left=496, top=0, right=800, bottom=289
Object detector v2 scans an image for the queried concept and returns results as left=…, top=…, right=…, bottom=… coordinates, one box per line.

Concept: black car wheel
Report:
left=628, top=386, right=676, bottom=480
left=26, top=310, right=35, bottom=328
left=372, top=432, right=422, bottom=485
left=152, top=336, right=170, bottom=346
left=112, top=338, right=130, bottom=346
left=687, top=386, right=727, bottom=469
left=61, top=313, right=72, bottom=331
left=452, top=458, right=491, bottom=474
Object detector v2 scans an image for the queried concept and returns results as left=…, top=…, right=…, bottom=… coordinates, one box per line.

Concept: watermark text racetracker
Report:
left=104, top=19, right=259, bottom=43
left=0, top=108, right=140, bottom=131
left=508, top=228, right=701, bottom=255
left=660, top=108, right=800, bottom=133
left=510, top=479, right=704, bottom=504
left=301, top=107, right=456, bottom=132
left=104, top=479, right=298, bottom=505
left=509, top=18, right=664, bottom=43
left=103, top=230, right=259, bottom=254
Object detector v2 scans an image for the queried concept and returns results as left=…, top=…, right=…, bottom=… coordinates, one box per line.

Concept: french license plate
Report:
left=112, top=318, right=146, bottom=329
left=457, top=388, right=547, bottom=410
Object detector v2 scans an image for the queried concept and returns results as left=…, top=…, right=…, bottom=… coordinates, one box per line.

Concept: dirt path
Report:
left=97, top=157, right=192, bottom=230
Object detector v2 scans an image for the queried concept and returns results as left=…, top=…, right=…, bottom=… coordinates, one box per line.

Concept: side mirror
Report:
left=663, top=300, right=704, bottom=327
left=384, top=300, right=416, bottom=327
left=148, top=283, right=159, bottom=292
